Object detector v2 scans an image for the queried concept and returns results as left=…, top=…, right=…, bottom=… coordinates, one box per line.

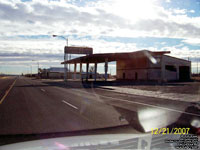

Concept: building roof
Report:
left=61, top=50, right=170, bottom=64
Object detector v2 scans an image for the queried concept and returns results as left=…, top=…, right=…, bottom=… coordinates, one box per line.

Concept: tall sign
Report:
left=64, top=46, right=93, bottom=81
left=65, top=46, right=93, bottom=55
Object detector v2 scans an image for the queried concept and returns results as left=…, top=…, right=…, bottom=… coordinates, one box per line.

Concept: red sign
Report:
left=65, top=46, right=93, bottom=54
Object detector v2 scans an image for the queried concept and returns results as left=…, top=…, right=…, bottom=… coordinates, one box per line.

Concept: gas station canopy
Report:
left=61, top=50, right=170, bottom=64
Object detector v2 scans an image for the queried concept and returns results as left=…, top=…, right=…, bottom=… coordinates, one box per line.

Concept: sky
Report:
left=0, top=0, right=200, bottom=74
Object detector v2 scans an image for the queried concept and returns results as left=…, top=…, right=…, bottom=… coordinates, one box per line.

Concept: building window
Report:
left=165, top=65, right=177, bottom=72
left=123, top=73, right=125, bottom=79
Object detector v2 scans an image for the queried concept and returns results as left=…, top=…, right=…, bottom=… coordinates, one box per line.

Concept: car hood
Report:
left=0, top=133, right=189, bottom=150
left=0, top=133, right=156, bottom=150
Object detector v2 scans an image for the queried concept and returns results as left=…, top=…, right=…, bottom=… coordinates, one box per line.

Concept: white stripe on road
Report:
left=71, top=88, right=200, bottom=117
left=41, top=89, right=45, bottom=92
left=101, top=94, right=200, bottom=117
left=62, top=100, right=78, bottom=110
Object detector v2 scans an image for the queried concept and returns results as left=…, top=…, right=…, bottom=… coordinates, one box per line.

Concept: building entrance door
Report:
left=179, top=66, right=190, bottom=81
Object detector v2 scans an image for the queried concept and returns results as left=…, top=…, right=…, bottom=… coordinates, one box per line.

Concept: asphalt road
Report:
left=0, top=76, right=199, bottom=136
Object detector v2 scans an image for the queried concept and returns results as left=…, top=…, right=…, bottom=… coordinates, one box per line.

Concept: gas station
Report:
left=62, top=46, right=191, bottom=82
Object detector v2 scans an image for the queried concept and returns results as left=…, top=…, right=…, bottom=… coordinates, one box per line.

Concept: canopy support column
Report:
left=74, top=63, right=77, bottom=80
left=94, top=63, right=97, bottom=81
left=86, top=62, right=89, bottom=81
left=80, top=63, right=82, bottom=80
left=105, top=58, right=108, bottom=81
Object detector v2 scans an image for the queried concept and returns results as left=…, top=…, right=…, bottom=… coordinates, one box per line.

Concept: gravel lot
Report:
left=121, top=81, right=200, bottom=95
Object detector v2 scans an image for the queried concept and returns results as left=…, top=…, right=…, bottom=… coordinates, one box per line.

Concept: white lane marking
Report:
left=62, top=100, right=78, bottom=110
left=70, top=88, right=200, bottom=117
left=100, top=94, right=200, bottom=117
left=41, top=83, right=199, bottom=117
left=41, top=89, right=45, bottom=92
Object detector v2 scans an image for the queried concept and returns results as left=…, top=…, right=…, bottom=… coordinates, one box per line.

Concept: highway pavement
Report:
left=0, top=76, right=199, bottom=137
left=0, top=76, right=17, bottom=102
left=0, top=76, right=129, bottom=135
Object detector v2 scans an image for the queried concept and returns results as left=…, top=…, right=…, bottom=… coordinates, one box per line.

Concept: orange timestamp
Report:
left=151, top=128, right=190, bottom=135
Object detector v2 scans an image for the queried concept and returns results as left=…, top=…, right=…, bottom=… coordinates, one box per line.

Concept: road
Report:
left=0, top=76, right=128, bottom=135
left=0, top=76, right=199, bottom=136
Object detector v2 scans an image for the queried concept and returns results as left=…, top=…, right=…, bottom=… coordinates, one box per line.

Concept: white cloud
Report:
left=0, top=0, right=200, bottom=74
left=0, top=0, right=199, bottom=39
left=171, top=9, right=195, bottom=15
left=189, top=10, right=195, bottom=13
left=182, top=38, right=200, bottom=46
left=172, top=9, right=187, bottom=15
left=160, top=45, right=200, bottom=61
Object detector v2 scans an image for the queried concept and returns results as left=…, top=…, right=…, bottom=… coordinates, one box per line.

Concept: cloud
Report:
left=172, top=9, right=187, bottom=15
left=182, top=38, right=200, bottom=46
left=133, top=18, right=200, bottom=39
left=165, top=0, right=171, bottom=3
left=189, top=10, right=195, bottom=13
left=0, top=0, right=128, bottom=36
left=0, top=37, right=138, bottom=70
left=0, top=0, right=200, bottom=74
left=0, top=0, right=200, bottom=39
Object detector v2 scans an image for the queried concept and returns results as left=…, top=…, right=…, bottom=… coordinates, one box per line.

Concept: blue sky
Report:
left=0, top=0, right=200, bottom=74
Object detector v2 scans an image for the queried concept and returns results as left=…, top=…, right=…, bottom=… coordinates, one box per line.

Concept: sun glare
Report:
left=110, top=0, right=157, bottom=22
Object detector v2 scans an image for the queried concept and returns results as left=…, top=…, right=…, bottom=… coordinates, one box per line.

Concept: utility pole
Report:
left=31, top=65, right=32, bottom=77
left=52, top=35, right=68, bottom=82
left=37, top=61, right=40, bottom=76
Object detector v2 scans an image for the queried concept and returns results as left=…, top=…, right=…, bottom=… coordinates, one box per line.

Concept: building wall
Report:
left=161, top=55, right=191, bottom=81
left=48, top=72, right=64, bottom=79
left=147, top=55, right=162, bottom=81
left=117, top=56, right=162, bottom=80
left=147, top=69, right=162, bottom=80
left=116, top=54, right=191, bottom=82
left=117, top=57, right=149, bottom=70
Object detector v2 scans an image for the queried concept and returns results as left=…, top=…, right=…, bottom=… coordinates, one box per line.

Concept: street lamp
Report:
left=30, top=65, right=32, bottom=77
left=52, top=35, right=68, bottom=82
left=52, top=35, right=68, bottom=46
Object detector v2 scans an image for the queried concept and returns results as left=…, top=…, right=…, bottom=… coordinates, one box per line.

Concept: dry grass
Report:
left=192, top=76, right=200, bottom=81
